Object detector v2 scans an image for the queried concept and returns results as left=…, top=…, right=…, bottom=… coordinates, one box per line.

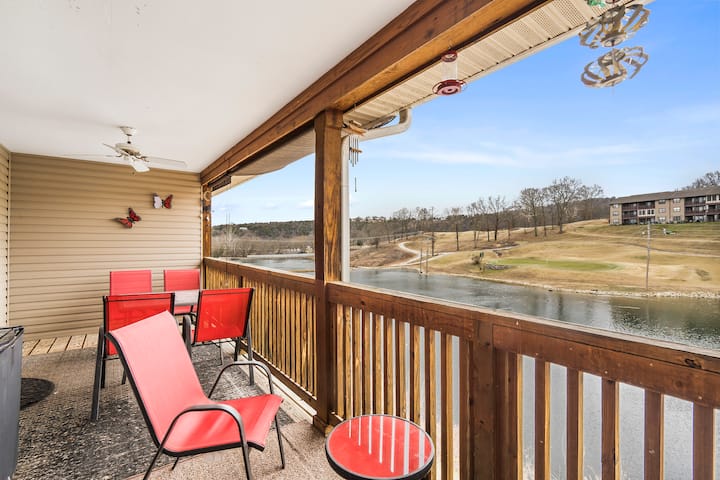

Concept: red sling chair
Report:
left=191, top=288, right=256, bottom=382
left=106, top=311, right=285, bottom=480
left=109, top=269, right=153, bottom=295
left=90, top=292, right=175, bottom=421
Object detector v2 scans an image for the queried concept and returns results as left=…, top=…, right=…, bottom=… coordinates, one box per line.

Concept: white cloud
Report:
left=298, top=199, right=314, bottom=209
left=379, top=133, right=703, bottom=169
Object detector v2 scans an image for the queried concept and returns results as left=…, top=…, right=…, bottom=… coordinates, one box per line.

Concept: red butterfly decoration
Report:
left=153, top=193, right=173, bottom=209
left=115, top=217, right=134, bottom=228
left=114, top=208, right=141, bottom=228
left=128, top=208, right=141, bottom=222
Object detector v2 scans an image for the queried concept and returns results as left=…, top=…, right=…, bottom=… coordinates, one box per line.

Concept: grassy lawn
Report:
left=492, top=257, right=619, bottom=272
left=354, top=220, right=720, bottom=296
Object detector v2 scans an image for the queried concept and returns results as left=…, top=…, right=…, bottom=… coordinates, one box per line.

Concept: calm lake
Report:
left=236, top=254, right=720, bottom=478
left=237, top=254, right=720, bottom=350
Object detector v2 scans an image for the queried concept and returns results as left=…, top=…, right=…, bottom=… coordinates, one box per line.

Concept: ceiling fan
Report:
left=103, top=126, right=187, bottom=172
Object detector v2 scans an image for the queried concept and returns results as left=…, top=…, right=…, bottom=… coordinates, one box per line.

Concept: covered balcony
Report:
left=1, top=1, right=717, bottom=479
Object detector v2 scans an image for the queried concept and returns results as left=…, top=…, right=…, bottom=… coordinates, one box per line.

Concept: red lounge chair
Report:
left=110, top=269, right=153, bottom=295
left=90, top=292, right=175, bottom=421
left=106, top=311, right=285, bottom=480
left=191, top=288, right=255, bottom=382
left=163, top=268, right=200, bottom=318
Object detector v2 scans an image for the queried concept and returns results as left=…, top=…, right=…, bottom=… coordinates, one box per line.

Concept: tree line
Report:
left=213, top=176, right=608, bottom=255
left=213, top=171, right=718, bottom=256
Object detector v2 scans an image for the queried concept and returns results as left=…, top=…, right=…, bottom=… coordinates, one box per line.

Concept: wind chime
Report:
left=345, top=120, right=365, bottom=192
left=349, top=133, right=361, bottom=192
left=579, top=2, right=650, bottom=88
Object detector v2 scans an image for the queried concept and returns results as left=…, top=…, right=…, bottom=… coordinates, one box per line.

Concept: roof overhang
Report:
left=208, top=0, right=638, bottom=192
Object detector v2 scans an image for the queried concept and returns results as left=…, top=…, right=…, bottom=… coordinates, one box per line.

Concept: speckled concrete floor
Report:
left=16, top=344, right=340, bottom=480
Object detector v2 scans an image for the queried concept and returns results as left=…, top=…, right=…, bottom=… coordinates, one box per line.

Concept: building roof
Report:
left=614, top=186, right=720, bottom=204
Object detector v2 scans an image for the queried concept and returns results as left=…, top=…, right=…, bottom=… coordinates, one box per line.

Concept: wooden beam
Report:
left=201, top=0, right=548, bottom=185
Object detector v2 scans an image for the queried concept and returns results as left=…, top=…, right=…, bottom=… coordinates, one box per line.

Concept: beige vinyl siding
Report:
left=9, top=154, right=201, bottom=340
left=0, top=145, right=9, bottom=327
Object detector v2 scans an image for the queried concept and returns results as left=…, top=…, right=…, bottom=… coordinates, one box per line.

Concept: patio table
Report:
left=325, top=414, right=434, bottom=480
left=172, top=289, right=199, bottom=310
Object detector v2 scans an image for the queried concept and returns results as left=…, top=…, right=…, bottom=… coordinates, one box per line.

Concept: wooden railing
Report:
left=204, top=258, right=719, bottom=479
left=204, top=258, right=318, bottom=408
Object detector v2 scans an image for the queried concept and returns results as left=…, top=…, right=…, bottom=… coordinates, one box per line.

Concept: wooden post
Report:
left=201, top=185, right=212, bottom=287
left=471, top=322, right=495, bottom=479
left=313, top=108, right=343, bottom=433
left=495, top=348, right=522, bottom=479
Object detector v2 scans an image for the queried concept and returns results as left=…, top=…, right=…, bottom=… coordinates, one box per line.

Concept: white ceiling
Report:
left=0, top=0, right=416, bottom=172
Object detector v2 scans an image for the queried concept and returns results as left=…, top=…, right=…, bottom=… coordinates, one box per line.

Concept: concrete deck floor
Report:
left=18, top=334, right=341, bottom=480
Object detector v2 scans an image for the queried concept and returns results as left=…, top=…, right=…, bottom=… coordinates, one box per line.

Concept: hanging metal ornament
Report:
left=433, top=50, right=465, bottom=95
left=348, top=134, right=361, bottom=167
left=579, top=4, right=650, bottom=49
left=581, top=46, right=649, bottom=88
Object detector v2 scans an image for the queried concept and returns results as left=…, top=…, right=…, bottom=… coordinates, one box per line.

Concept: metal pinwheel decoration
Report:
left=579, top=2, right=651, bottom=88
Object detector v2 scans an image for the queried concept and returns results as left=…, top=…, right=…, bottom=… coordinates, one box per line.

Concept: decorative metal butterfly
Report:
left=115, top=208, right=141, bottom=228
left=153, top=193, right=173, bottom=209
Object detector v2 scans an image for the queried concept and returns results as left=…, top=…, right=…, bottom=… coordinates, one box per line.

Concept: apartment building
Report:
left=609, top=186, right=720, bottom=225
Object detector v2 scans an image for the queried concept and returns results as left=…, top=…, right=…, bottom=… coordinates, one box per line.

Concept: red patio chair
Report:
left=90, top=292, right=175, bottom=421
left=163, top=268, right=200, bottom=318
left=106, top=311, right=285, bottom=480
left=110, top=269, right=153, bottom=295
left=191, top=289, right=255, bottom=381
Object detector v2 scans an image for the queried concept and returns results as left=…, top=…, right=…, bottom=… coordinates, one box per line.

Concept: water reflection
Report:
left=236, top=255, right=720, bottom=350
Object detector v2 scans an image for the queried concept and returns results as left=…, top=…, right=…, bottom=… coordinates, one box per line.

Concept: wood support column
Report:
left=313, top=108, right=343, bottom=432
left=201, top=185, right=212, bottom=281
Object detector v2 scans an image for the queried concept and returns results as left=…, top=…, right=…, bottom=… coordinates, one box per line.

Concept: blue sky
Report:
left=214, top=0, right=720, bottom=224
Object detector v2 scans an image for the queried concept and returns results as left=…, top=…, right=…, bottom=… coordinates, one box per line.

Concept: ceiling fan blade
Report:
left=127, top=157, right=150, bottom=172
left=103, top=143, right=127, bottom=156
left=143, top=156, right=187, bottom=168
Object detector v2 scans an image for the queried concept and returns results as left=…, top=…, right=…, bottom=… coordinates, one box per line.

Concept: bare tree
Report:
left=547, top=177, right=582, bottom=233
left=504, top=202, right=515, bottom=240
left=469, top=198, right=492, bottom=242
left=414, top=207, right=432, bottom=232
left=686, top=170, right=720, bottom=188
left=539, top=187, right=550, bottom=236
left=578, top=183, right=604, bottom=220
left=467, top=202, right=482, bottom=248
left=445, top=206, right=464, bottom=251
left=487, top=195, right=507, bottom=241
left=393, top=208, right=412, bottom=239
left=517, top=187, right=544, bottom=236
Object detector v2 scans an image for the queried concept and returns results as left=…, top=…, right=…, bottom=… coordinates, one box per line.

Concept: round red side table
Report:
left=325, top=414, right=434, bottom=480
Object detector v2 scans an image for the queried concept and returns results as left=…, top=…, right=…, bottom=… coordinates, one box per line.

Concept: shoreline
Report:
left=368, top=264, right=720, bottom=300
